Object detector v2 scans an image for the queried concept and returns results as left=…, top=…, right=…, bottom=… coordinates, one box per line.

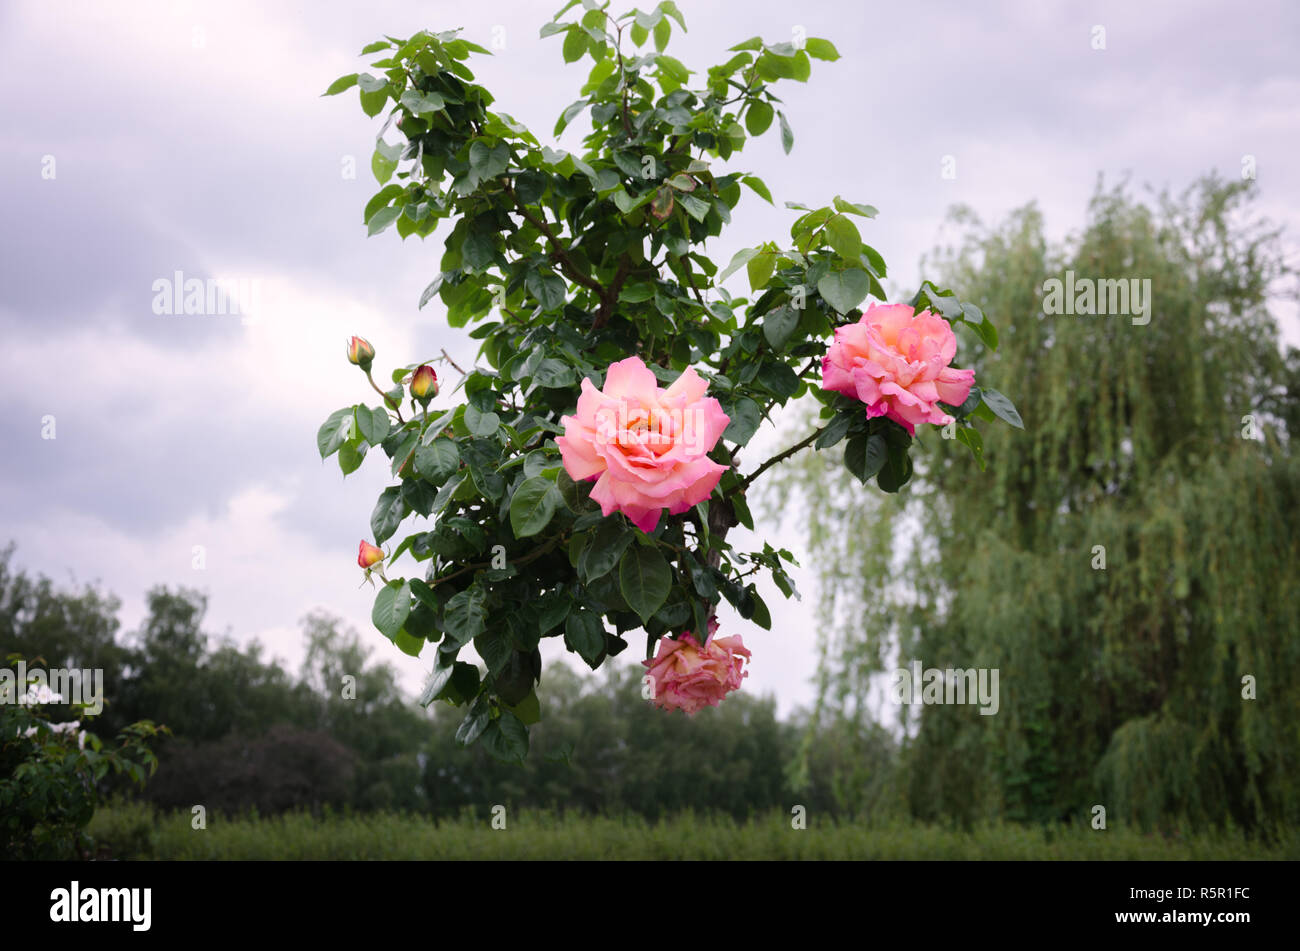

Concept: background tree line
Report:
left=0, top=552, right=818, bottom=819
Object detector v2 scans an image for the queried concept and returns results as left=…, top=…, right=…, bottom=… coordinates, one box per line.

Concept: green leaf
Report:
left=338, top=441, right=364, bottom=475
left=399, top=89, right=446, bottom=116
left=464, top=403, right=500, bottom=437
left=370, top=486, right=404, bottom=543
left=741, top=175, right=773, bottom=204
left=455, top=698, right=490, bottom=746
left=414, top=440, right=460, bottom=484
left=762, top=304, right=800, bottom=350
left=468, top=140, right=510, bottom=183
left=747, top=249, right=776, bottom=291
left=876, top=447, right=913, bottom=493
left=824, top=214, right=863, bottom=261
left=777, top=110, right=794, bottom=153
left=719, top=247, right=759, bottom=283
left=323, top=73, right=359, bottom=96
left=756, top=362, right=800, bottom=398
left=394, top=629, right=424, bottom=657
left=814, top=411, right=855, bottom=450
left=804, top=38, right=840, bottom=61
left=981, top=388, right=1024, bottom=429
left=723, top=397, right=762, bottom=445
left=505, top=690, right=541, bottom=725
left=817, top=270, right=870, bottom=314
left=580, top=518, right=634, bottom=582
left=372, top=581, right=411, bottom=641
left=480, top=711, right=530, bottom=763
left=409, top=577, right=440, bottom=610
left=443, top=586, right=487, bottom=645
left=317, top=407, right=353, bottom=458
left=956, top=425, right=986, bottom=470
left=526, top=269, right=567, bottom=311
left=562, top=25, right=587, bottom=62
left=618, top=545, right=672, bottom=622
left=418, top=653, right=457, bottom=706
left=509, top=476, right=561, bottom=538
left=833, top=196, right=878, bottom=218
left=844, top=433, right=888, bottom=484
left=366, top=204, right=401, bottom=236
left=745, top=100, right=774, bottom=136
left=418, top=274, right=444, bottom=309
left=564, top=610, right=606, bottom=667
left=355, top=406, right=390, bottom=445
left=359, top=86, right=388, bottom=118
left=678, top=192, right=709, bottom=222
left=653, top=16, right=671, bottom=51
left=482, top=710, right=530, bottom=763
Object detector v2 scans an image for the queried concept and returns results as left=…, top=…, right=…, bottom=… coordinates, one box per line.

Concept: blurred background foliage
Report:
left=4, top=175, right=1296, bottom=846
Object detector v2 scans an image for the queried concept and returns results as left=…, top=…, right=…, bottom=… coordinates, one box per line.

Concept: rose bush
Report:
left=318, top=2, right=1021, bottom=759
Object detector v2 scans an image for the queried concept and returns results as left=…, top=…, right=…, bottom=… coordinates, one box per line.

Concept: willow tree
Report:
left=770, top=176, right=1300, bottom=831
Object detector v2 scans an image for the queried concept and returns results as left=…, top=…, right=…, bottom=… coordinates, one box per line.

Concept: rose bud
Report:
left=410, top=364, right=439, bottom=403
left=357, top=540, right=384, bottom=569
left=347, top=336, right=375, bottom=371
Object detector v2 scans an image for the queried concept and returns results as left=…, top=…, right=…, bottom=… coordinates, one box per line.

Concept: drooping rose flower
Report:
left=346, top=336, right=375, bottom=370
left=557, top=356, right=730, bottom=533
left=410, top=364, right=439, bottom=402
left=821, top=303, right=976, bottom=435
left=357, top=540, right=385, bottom=568
left=642, top=629, right=751, bottom=715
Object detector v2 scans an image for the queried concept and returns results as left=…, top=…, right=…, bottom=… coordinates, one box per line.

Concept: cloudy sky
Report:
left=1, top=0, right=1297, bottom=716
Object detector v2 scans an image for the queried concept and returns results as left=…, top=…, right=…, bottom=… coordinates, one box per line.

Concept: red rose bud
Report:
left=346, top=336, right=375, bottom=370
left=410, top=364, right=438, bottom=402
left=357, top=540, right=384, bottom=569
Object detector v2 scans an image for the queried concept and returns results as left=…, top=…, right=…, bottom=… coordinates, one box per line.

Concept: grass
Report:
left=87, top=801, right=1298, bottom=860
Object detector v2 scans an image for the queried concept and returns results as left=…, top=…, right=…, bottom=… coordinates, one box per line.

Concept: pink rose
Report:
left=642, top=629, right=750, bottom=715
left=821, top=302, right=976, bottom=435
left=557, top=356, right=730, bottom=533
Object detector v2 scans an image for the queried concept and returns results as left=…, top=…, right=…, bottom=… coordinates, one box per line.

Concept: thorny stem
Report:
left=737, top=426, right=824, bottom=491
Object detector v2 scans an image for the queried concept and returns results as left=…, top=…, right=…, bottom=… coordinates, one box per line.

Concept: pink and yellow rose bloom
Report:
left=557, top=356, right=730, bottom=533
left=643, top=628, right=751, bottom=714
left=357, top=540, right=385, bottom=569
left=821, top=302, right=975, bottom=434
left=410, top=364, right=439, bottom=402
left=346, top=335, right=375, bottom=370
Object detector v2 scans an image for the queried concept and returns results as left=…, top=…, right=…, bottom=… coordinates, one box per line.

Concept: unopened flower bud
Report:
left=410, top=364, right=439, bottom=402
left=357, top=540, right=384, bottom=569
left=347, top=336, right=375, bottom=371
